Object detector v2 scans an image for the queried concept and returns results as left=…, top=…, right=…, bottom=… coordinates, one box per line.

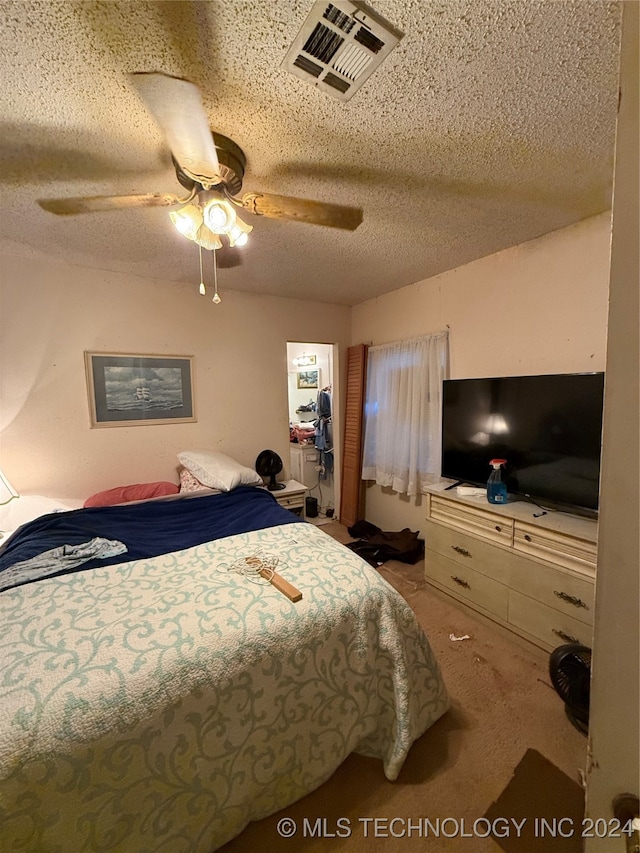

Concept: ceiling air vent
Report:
left=282, top=0, right=403, bottom=102
left=293, top=55, right=323, bottom=78
left=324, top=72, right=351, bottom=94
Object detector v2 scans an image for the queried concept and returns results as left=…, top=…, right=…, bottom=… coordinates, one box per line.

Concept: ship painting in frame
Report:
left=85, top=352, right=196, bottom=427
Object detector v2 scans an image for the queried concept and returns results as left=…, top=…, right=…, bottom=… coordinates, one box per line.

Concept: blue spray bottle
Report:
left=487, top=459, right=508, bottom=504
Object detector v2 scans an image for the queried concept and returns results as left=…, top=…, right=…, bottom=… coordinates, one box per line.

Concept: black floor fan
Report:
left=549, top=643, right=592, bottom=734
left=255, top=449, right=285, bottom=491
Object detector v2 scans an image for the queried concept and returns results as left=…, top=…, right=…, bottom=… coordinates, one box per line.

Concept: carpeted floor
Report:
left=221, top=521, right=588, bottom=852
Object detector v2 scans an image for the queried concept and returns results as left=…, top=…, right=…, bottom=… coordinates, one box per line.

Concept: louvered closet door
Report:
left=339, top=343, right=368, bottom=528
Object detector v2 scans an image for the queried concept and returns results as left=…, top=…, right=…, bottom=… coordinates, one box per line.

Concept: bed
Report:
left=0, top=486, right=448, bottom=852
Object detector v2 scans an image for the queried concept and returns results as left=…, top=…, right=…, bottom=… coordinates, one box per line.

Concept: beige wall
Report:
left=0, top=212, right=612, bottom=517
left=351, top=212, right=612, bottom=534
left=0, top=253, right=350, bottom=500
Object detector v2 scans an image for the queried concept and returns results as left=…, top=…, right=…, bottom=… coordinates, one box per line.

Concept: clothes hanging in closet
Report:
left=314, top=388, right=333, bottom=477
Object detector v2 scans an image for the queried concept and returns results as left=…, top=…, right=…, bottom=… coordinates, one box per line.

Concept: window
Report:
left=362, top=331, right=449, bottom=496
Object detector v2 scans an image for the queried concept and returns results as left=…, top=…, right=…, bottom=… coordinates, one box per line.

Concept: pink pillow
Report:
left=179, top=467, right=213, bottom=493
left=84, top=481, right=179, bottom=508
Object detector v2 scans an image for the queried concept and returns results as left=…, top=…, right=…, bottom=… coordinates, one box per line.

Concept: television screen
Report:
left=441, top=373, right=605, bottom=516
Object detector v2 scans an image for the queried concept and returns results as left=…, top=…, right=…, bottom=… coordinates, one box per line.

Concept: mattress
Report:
left=0, top=492, right=448, bottom=852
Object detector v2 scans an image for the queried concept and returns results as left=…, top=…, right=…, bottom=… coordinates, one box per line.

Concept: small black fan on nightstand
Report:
left=255, top=450, right=285, bottom=491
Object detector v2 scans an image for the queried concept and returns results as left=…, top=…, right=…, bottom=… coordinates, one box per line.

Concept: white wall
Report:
left=351, top=213, right=612, bottom=534
left=0, top=253, right=351, bottom=500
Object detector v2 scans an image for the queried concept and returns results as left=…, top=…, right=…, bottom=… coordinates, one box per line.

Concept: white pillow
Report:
left=177, top=450, right=262, bottom=492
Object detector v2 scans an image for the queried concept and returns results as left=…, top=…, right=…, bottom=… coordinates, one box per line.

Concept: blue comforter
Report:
left=0, top=487, right=298, bottom=590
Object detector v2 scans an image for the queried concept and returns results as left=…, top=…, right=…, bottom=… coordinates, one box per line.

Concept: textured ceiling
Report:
left=0, top=1, right=622, bottom=306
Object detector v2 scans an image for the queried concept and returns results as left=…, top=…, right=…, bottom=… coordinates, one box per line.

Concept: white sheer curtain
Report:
left=362, top=331, right=449, bottom=496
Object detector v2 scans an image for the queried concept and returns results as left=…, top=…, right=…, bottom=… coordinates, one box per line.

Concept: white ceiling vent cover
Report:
left=282, top=1, right=403, bottom=102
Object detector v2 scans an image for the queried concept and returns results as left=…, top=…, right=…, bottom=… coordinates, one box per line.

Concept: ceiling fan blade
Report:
left=241, top=192, right=363, bottom=231
left=129, top=72, right=221, bottom=187
left=37, top=192, right=182, bottom=216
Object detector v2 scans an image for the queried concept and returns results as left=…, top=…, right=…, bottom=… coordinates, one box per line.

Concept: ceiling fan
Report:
left=37, top=73, right=364, bottom=240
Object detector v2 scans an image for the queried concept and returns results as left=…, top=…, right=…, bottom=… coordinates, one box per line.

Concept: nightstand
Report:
left=270, top=479, right=308, bottom=518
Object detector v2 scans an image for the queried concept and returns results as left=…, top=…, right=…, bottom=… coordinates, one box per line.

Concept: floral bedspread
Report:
left=0, top=521, right=448, bottom=852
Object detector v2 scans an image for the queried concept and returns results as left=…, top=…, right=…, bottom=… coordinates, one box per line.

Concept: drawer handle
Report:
left=552, top=628, right=580, bottom=644
left=524, top=534, right=533, bottom=542
left=451, top=575, right=470, bottom=589
left=495, top=525, right=502, bottom=532
left=554, top=590, right=588, bottom=610
left=451, top=545, right=472, bottom=558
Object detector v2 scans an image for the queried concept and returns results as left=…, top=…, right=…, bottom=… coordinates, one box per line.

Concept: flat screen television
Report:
left=441, top=372, right=605, bottom=517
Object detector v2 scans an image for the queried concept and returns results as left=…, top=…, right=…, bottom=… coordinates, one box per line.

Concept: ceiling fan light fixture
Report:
left=195, top=224, right=223, bottom=251
left=169, top=204, right=203, bottom=240
left=227, top=216, right=253, bottom=248
left=203, top=199, right=236, bottom=234
left=293, top=353, right=316, bottom=367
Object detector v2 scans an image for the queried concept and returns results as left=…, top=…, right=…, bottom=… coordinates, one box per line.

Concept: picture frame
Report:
left=85, top=352, right=196, bottom=428
left=296, top=369, right=319, bottom=390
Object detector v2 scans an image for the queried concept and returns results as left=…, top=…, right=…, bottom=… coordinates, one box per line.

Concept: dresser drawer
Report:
left=429, top=495, right=513, bottom=546
left=509, top=560, right=594, bottom=627
left=425, top=549, right=509, bottom=620
left=425, top=520, right=511, bottom=585
left=508, top=590, right=593, bottom=651
left=277, top=494, right=305, bottom=511
left=514, top=521, right=597, bottom=574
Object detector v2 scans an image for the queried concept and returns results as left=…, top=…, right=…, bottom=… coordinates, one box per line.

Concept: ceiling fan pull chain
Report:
left=198, top=244, right=206, bottom=295
left=212, top=248, right=221, bottom=304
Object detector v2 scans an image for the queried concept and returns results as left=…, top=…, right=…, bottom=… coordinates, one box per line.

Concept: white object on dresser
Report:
left=290, top=444, right=322, bottom=490
left=268, top=479, right=308, bottom=518
left=424, top=488, right=597, bottom=652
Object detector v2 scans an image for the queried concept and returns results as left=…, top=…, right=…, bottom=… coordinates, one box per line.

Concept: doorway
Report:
left=286, top=342, right=338, bottom=521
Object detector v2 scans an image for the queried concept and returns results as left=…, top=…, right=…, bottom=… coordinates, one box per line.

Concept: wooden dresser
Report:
left=424, top=487, right=598, bottom=652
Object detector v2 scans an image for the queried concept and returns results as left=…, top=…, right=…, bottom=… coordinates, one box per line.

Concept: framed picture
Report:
left=85, top=352, right=196, bottom=427
left=296, top=369, right=319, bottom=389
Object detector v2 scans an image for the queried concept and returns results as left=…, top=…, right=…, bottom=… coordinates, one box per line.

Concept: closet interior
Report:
left=286, top=341, right=335, bottom=519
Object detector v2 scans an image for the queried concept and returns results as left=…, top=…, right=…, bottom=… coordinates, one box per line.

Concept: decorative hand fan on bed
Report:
left=36, top=72, right=364, bottom=245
